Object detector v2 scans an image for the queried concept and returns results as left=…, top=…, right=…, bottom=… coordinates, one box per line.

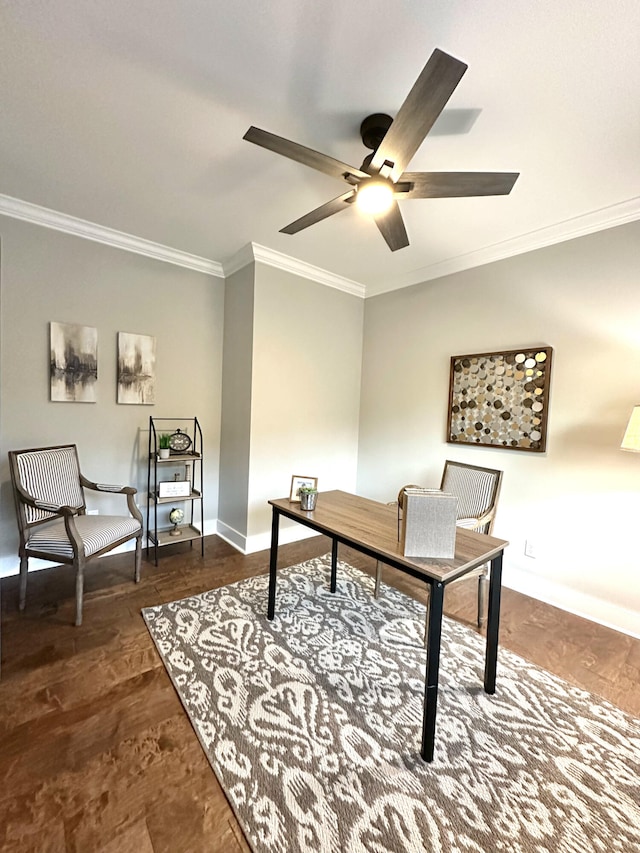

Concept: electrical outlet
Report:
left=87, top=509, right=99, bottom=515
left=524, top=539, right=536, bottom=558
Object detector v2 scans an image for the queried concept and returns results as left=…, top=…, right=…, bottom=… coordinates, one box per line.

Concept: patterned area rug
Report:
left=142, top=555, right=640, bottom=853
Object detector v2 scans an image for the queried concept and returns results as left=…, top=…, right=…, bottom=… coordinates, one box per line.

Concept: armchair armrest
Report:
left=80, top=475, right=142, bottom=525
left=34, top=500, right=78, bottom=516
left=81, top=474, right=136, bottom=495
left=12, top=484, right=84, bottom=554
left=457, top=508, right=495, bottom=531
left=13, top=482, right=78, bottom=516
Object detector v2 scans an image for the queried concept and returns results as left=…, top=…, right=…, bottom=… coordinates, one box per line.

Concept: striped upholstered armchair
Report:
left=8, top=445, right=143, bottom=626
left=375, top=460, right=503, bottom=632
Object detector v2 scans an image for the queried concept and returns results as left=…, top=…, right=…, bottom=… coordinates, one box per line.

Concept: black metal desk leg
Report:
left=484, top=551, right=504, bottom=694
left=422, top=581, right=444, bottom=762
left=267, top=507, right=280, bottom=621
left=330, top=539, right=338, bottom=593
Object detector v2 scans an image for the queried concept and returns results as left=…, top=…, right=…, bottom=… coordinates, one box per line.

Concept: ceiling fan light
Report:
left=356, top=179, right=394, bottom=215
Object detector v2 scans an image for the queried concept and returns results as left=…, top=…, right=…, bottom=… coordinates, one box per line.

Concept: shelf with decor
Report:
left=146, top=417, right=204, bottom=566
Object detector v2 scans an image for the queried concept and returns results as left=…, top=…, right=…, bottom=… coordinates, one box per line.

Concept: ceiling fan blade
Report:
left=374, top=202, right=409, bottom=251
left=370, top=49, right=468, bottom=181
left=244, top=126, right=368, bottom=182
left=280, top=190, right=356, bottom=235
left=399, top=171, right=519, bottom=198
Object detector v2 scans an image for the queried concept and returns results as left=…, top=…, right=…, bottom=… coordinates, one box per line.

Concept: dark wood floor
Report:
left=1, top=535, right=638, bottom=852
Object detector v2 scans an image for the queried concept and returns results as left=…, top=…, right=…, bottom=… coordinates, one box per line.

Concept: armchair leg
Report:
left=75, top=568, right=84, bottom=627
left=374, top=561, right=382, bottom=598
left=19, top=555, right=28, bottom=611
left=134, top=535, right=142, bottom=584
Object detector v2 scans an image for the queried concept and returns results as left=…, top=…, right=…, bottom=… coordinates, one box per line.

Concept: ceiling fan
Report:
left=243, top=48, right=519, bottom=252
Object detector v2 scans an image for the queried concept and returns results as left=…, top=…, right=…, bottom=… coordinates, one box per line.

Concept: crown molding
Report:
left=0, top=194, right=225, bottom=277
left=223, top=243, right=256, bottom=277
left=367, top=196, right=640, bottom=296
left=0, top=193, right=364, bottom=294
left=224, top=242, right=366, bottom=298
left=4, top=191, right=635, bottom=298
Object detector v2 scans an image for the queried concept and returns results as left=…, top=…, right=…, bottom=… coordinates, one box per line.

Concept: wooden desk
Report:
left=267, top=489, right=509, bottom=762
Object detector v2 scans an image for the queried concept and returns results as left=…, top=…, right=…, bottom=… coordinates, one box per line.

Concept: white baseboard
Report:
left=216, top=519, right=320, bottom=555
left=214, top=531, right=639, bottom=638
left=4, top=524, right=636, bottom=640
left=215, top=520, right=248, bottom=553
left=0, top=518, right=220, bottom=577
left=0, top=542, right=137, bottom=577
left=505, top=566, right=640, bottom=639
left=0, top=554, right=34, bottom=576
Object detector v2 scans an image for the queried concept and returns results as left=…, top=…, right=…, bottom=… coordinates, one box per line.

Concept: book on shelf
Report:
left=401, top=488, right=458, bottom=558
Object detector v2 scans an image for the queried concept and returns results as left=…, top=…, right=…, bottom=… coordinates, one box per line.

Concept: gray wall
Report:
left=358, top=220, right=640, bottom=635
left=247, top=263, right=363, bottom=548
left=0, top=217, right=224, bottom=573
left=3, top=209, right=637, bottom=636
left=218, top=264, right=254, bottom=544
left=217, top=260, right=364, bottom=553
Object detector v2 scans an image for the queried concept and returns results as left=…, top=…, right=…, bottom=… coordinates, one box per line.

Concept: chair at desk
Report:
left=8, top=444, right=143, bottom=627
left=375, top=460, right=503, bottom=633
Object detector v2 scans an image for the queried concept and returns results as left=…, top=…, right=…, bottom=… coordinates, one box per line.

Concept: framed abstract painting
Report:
left=50, top=321, right=98, bottom=403
left=117, top=332, right=156, bottom=405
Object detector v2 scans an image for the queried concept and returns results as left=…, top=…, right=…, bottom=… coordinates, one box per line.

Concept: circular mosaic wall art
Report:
left=447, top=347, right=553, bottom=452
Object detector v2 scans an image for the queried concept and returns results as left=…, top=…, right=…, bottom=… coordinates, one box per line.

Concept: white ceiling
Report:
left=1, top=0, right=639, bottom=295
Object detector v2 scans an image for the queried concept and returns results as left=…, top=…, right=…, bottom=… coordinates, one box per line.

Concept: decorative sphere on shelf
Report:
left=169, top=507, right=184, bottom=535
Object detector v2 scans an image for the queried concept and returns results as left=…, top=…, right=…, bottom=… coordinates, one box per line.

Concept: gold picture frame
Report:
left=289, top=475, right=318, bottom=502
left=447, top=346, right=553, bottom=452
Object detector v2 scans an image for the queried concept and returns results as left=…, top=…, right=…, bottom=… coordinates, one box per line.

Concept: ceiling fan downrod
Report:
left=359, top=113, right=393, bottom=172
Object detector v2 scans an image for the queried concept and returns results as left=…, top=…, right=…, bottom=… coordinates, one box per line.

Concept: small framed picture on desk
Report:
left=290, top=475, right=318, bottom=502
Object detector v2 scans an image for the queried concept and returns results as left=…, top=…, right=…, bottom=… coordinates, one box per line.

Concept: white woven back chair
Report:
left=375, top=460, right=502, bottom=633
left=8, top=445, right=143, bottom=626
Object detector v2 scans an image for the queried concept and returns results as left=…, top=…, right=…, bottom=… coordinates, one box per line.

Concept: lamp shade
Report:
left=621, top=406, right=640, bottom=452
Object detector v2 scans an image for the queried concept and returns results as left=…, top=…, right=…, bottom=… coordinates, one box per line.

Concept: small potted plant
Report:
left=299, top=485, right=318, bottom=511
left=158, top=433, right=171, bottom=459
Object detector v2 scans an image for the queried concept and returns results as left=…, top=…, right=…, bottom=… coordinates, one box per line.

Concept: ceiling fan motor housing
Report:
left=359, top=113, right=393, bottom=151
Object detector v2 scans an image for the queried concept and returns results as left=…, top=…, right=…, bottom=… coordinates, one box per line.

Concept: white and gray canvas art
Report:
left=50, top=321, right=98, bottom=403
left=117, top=332, right=156, bottom=404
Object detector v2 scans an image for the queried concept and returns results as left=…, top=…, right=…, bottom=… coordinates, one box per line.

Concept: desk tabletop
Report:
left=269, top=489, right=508, bottom=583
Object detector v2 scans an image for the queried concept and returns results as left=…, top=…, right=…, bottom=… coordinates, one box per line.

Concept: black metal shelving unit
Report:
left=146, top=417, right=205, bottom=566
